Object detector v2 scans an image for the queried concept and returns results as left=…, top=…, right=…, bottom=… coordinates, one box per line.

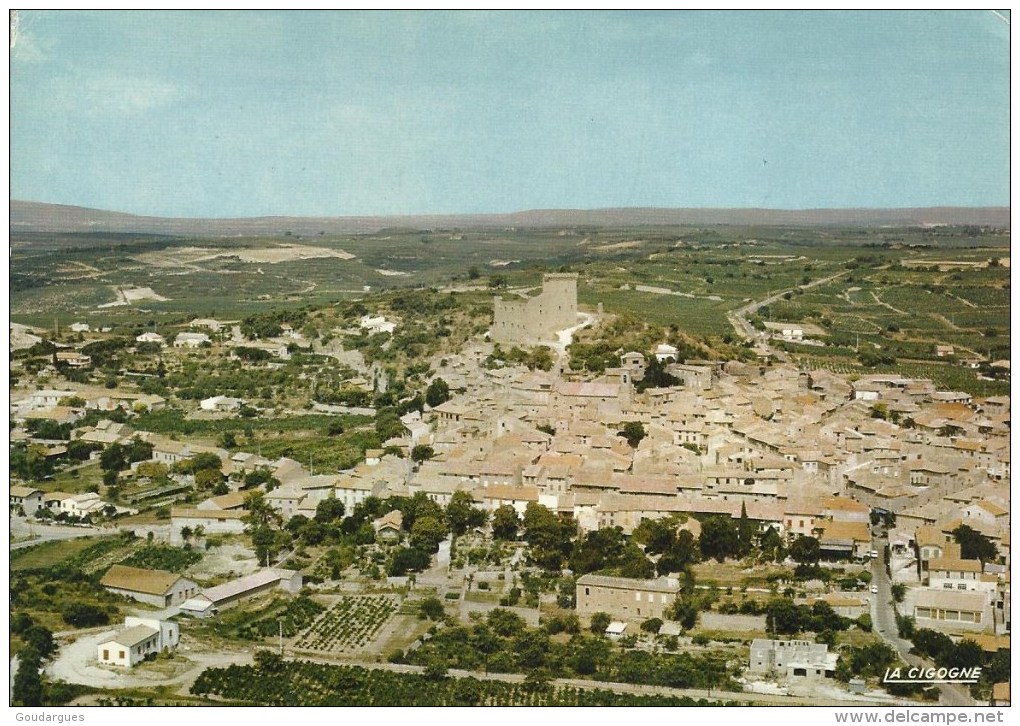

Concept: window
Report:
left=584, top=587, right=589, bottom=596
left=103, top=649, right=109, bottom=660
left=915, top=607, right=931, bottom=618
left=119, top=650, right=125, bottom=659
left=958, top=584, right=967, bottom=590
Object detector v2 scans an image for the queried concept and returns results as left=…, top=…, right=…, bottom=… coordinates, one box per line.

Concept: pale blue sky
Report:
left=10, top=10, right=1010, bottom=217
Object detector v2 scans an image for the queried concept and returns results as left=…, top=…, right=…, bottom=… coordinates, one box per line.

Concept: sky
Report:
left=9, top=10, right=1011, bottom=218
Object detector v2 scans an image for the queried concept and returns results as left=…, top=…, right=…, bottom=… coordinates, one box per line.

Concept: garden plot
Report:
left=293, top=595, right=398, bottom=653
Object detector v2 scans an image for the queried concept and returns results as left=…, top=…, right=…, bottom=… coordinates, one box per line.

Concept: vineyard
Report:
left=293, top=595, right=398, bottom=652
left=795, top=357, right=1010, bottom=398
left=233, top=595, right=325, bottom=640
left=191, top=659, right=722, bottom=706
left=119, top=545, right=202, bottom=573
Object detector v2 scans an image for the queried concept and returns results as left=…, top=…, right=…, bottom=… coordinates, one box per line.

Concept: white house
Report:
left=763, top=322, right=804, bottom=341
left=97, top=618, right=178, bottom=667
left=174, top=332, right=211, bottom=348
left=135, top=332, right=165, bottom=345
left=359, top=315, right=396, bottom=334
left=200, top=395, right=243, bottom=412
left=654, top=343, right=678, bottom=362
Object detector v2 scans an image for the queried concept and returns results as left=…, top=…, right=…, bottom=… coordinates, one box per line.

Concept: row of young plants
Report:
left=233, top=595, right=326, bottom=641
left=119, top=544, right=203, bottom=573
left=191, top=655, right=723, bottom=707
left=293, top=595, right=397, bottom=652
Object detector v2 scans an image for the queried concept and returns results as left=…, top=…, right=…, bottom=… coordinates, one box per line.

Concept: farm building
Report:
left=174, top=332, right=211, bottom=348
left=182, top=568, right=303, bottom=614
left=763, top=322, right=804, bottom=340
left=100, top=565, right=199, bottom=608
left=135, top=332, right=165, bottom=345
left=10, top=486, right=43, bottom=515
left=200, top=395, right=243, bottom=412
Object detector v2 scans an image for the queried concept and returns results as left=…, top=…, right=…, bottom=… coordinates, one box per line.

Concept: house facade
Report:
left=575, top=574, right=679, bottom=621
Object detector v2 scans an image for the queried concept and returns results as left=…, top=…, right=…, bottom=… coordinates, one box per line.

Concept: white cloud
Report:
left=48, top=73, right=183, bottom=116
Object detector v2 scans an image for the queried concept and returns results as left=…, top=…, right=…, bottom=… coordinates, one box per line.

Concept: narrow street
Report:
left=870, top=533, right=974, bottom=707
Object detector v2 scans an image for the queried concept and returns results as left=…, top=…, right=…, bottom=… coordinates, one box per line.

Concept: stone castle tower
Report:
left=491, top=273, right=578, bottom=345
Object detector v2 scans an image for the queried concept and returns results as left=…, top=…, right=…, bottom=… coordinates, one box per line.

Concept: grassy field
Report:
left=10, top=537, right=108, bottom=571
left=10, top=225, right=1010, bottom=394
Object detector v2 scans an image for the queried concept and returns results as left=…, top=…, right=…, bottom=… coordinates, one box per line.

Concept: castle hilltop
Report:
left=491, top=273, right=578, bottom=345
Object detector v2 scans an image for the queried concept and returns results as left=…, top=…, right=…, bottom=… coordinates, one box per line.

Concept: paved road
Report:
left=727, top=270, right=851, bottom=352
left=10, top=516, right=117, bottom=550
left=870, top=534, right=974, bottom=707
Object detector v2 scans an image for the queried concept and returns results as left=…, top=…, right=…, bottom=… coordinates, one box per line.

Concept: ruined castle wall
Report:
left=492, top=273, right=578, bottom=345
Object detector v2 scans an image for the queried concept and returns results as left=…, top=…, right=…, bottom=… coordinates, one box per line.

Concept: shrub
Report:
left=61, top=603, right=110, bottom=628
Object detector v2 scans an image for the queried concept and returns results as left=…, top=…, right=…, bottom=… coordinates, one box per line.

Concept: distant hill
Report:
left=10, top=200, right=1010, bottom=237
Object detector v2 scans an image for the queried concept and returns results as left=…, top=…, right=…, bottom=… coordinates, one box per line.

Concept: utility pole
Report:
left=278, top=617, right=284, bottom=656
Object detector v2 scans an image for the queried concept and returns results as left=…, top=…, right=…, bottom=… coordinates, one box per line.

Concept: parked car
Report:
left=870, top=585, right=879, bottom=594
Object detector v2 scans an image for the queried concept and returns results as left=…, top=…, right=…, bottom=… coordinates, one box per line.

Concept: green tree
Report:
left=446, top=490, right=487, bottom=536
left=952, top=524, right=998, bottom=563
left=491, top=504, right=519, bottom=540
left=667, top=597, right=698, bottom=630
left=618, top=421, right=647, bottom=449
left=640, top=617, right=663, bottom=634
left=195, top=468, right=224, bottom=490
left=589, top=611, right=611, bottom=635
left=522, top=502, right=575, bottom=570
left=736, top=502, right=754, bottom=556
left=765, top=598, right=803, bottom=635
left=314, top=496, right=346, bottom=524
left=471, top=624, right=501, bottom=675
left=418, top=597, right=446, bottom=621
left=12, top=646, right=43, bottom=706
left=789, top=535, right=821, bottom=565
left=411, top=444, right=435, bottom=464
left=486, top=608, right=526, bottom=637
left=425, top=378, right=451, bottom=408
left=569, top=526, right=628, bottom=574
left=409, top=515, right=447, bottom=554
left=389, top=547, right=430, bottom=576
left=758, top=526, right=786, bottom=562
left=698, top=516, right=740, bottom=562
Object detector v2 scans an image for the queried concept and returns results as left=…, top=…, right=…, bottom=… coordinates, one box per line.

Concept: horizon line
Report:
left=10, top=198, right=1011, bottom=222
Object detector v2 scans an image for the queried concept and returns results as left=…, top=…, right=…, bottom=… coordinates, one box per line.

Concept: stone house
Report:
left=575, top=574, right=679, bottom=621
